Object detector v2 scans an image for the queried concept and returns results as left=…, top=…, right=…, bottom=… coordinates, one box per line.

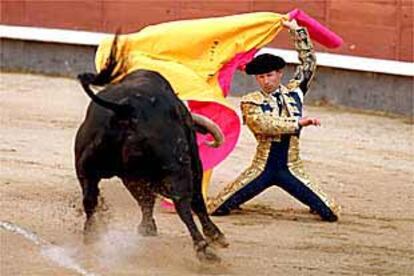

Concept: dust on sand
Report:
left=1, top=73, right=413, bottom=275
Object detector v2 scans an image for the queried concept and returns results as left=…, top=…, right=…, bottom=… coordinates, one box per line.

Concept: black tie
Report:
left=273, top=92, right=283, bottom=116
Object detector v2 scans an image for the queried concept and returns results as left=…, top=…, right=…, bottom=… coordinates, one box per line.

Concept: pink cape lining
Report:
left=289, top=9, right=343, bottom=49
left=218, top=49, right=259, bottom=96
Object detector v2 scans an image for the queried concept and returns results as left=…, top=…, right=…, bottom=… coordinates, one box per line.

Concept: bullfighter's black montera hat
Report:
left=245, top=53, right=286, bottom=75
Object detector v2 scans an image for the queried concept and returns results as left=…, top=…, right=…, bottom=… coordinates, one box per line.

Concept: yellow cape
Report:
left=95, top=12, right=287, bottom=108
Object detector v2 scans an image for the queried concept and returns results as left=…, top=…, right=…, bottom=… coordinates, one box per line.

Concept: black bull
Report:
left=75, top=35, right=228, bottom=262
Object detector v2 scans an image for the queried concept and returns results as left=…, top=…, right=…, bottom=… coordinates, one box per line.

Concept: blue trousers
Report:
left=214, top=165, right=337, bottom=221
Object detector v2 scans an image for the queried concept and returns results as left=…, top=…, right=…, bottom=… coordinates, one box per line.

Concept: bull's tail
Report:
left=77, top=32, right=132, bottom=117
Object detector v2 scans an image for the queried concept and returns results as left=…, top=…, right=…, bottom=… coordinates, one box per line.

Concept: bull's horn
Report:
left=191, top=113, right=224, bottom=148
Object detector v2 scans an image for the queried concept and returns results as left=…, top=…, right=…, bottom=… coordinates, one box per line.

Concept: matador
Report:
left=208, top=20, right=340, bottom=222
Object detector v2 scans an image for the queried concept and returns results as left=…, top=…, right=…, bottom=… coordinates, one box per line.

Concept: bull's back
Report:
left=77, top=70, right=179, bottom=143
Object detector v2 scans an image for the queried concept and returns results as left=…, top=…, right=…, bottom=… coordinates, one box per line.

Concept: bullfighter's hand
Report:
left=299, top=117, right=321, bottom=127
left=282, top=18, right=300, bottom=30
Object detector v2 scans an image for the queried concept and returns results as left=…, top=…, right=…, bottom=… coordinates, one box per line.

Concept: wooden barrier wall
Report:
left=1, top=0, right=413, bottom=61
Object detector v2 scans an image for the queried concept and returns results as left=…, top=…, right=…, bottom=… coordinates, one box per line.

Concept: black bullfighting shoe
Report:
left=211, top=205, right=242, bottom=216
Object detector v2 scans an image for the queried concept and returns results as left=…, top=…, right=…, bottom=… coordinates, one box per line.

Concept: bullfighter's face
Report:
left=255, top=70, right=283, bottom=94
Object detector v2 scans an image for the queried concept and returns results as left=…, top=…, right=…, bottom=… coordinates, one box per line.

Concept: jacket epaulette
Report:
left=240, top=91, right=265, bottom=105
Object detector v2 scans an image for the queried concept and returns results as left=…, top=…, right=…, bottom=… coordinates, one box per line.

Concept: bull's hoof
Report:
left=83, top=217, right=99, bottom=244
left=195, top=241, right=221, bottom=263
left=206, top=233, right=229, bottom=249
left=138, top=220, right=157, bottom=236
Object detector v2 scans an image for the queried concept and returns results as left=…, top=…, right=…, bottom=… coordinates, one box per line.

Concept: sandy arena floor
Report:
left=0, top=73, right=413, bottom=275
